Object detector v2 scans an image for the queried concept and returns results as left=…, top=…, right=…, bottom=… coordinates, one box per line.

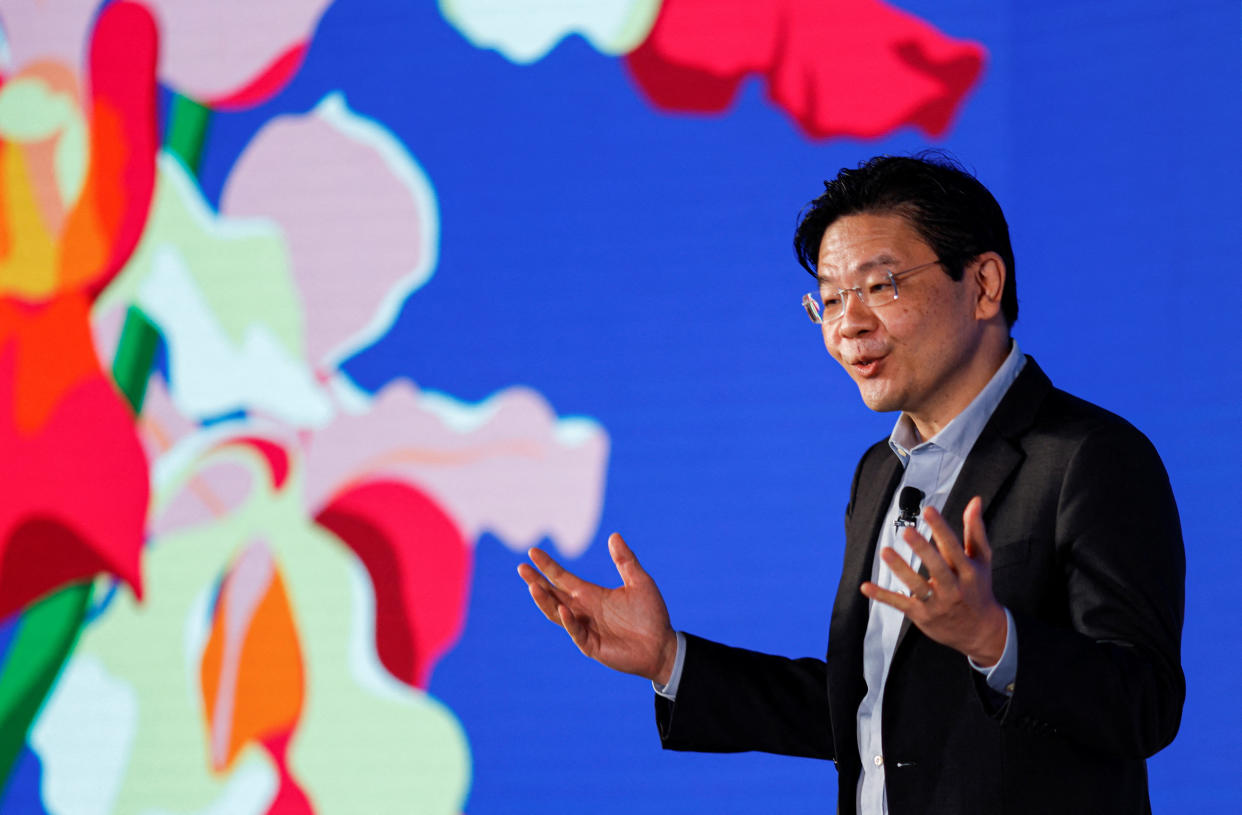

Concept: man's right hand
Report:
left=518, top=533, right=678, bottom=685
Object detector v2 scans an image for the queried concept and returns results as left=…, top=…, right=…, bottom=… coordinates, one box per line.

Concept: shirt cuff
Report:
left=653, top=631, right=687, bottom=700
left=968, top=607, right=1017, bottom=696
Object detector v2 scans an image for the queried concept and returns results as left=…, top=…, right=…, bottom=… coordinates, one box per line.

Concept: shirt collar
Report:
left=888, top=340, right=1027, bottom=463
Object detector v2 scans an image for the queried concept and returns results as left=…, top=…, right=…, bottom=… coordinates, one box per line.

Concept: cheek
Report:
left=877, top=302, right=919, bottom=336
left=821, top=329, right=844, bottom=362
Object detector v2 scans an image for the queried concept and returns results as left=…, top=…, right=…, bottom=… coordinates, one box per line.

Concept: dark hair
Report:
left=793, top=152, right=1018, bottom=326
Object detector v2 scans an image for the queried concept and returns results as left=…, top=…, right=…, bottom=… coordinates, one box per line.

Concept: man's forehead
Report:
left=815, top=212, right=928, bottom=277
left=815, top=251, right=904, bottom=282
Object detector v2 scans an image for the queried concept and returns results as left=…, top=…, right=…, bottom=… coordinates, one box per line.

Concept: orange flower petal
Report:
left=200, top=541, right=305, bottom=773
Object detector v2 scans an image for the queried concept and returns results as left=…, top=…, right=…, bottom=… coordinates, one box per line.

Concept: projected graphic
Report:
left=3, top=0, right=1233, bottom=813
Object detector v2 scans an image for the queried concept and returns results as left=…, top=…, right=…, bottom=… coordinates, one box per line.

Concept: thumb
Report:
left=962, top=496, right=993, bottom=562
left=609, top=533, right=648, bottom=587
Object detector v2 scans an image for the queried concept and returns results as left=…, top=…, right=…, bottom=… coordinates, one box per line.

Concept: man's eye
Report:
left=823, top=295, right=842, bottom=308
left=869, top=282, right=894, bottom=295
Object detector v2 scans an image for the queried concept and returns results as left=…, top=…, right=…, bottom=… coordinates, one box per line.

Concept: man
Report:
left=517, top=154, right=1184, bottom=814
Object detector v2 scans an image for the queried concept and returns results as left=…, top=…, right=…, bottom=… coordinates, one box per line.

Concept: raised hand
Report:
left=860, top=496, right=1008, bottom=666
left=518, top=533, right=678, bottom=684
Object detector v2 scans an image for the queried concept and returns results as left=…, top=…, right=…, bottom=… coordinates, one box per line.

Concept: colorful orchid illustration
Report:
left=0, top=1, right=608, bottom=812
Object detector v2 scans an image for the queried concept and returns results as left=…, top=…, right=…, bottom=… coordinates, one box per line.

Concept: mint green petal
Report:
left=58, top=503, right=275, bottom=814
left=103, top=155, right=329, bottom=427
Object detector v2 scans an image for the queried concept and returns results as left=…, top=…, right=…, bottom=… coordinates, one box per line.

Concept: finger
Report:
left=880, top=546, right=934, bottom=597
left=922, top=506, right=971, bottom=572
left=519, top=563, right=576, bottom=628
left=558, top=604, right=589, bottom=652
left=526, top=581, right=565, bottom=626
left=860, top=581, right=918, bottom=615
left=962, top=496, right=993, bottom=562
left=529, top=547, right=592, bottom=594
left=898, top=527, right=956, bottom=588
left=608, top=533, right=649, bottom=587
left=517, top=562, right=569, bottom=605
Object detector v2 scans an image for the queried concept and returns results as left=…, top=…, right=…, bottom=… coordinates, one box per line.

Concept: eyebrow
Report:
left=816, top=252, right=901, bottom=284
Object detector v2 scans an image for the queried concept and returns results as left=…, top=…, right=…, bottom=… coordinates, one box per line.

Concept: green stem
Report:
left=0, top=586, right=92, bottom=783
left=0, top=93, right=213, bottom=791
left=113, top=306, right=161, bottom=412
left=166, top=93, right=212, bottom=174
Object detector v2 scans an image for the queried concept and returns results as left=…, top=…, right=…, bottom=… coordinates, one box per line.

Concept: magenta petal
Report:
left=0, top=340, right=148, bottom=620
left=626, top=0, right=985, bottom=140
left=315, top=480, right=471, bottom=689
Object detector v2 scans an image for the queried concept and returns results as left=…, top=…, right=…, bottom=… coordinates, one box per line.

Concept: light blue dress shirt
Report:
left=656, top=343, right=1026, bottom=815
left=855, top=342, right=1024, bottom=814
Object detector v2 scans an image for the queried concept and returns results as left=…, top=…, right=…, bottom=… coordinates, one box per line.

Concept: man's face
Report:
left=816, top=212, right=987, bottom=427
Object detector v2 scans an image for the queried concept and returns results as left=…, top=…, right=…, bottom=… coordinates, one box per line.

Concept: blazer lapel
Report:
left=841, top=453, right=902, bottom=612
left=953, top=357, right=1051, bottom=513
left=828, top=447, right=901, bottom=714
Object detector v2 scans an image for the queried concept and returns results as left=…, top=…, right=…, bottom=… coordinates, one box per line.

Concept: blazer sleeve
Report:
left=1000, top=420, right=1185, bottom=759
left=655, top=633, right=833, bottom=760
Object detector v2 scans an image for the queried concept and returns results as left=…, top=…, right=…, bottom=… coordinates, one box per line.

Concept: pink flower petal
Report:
left=304, top=380, right=609, bottom=558
left=0, top=0, right=99, bottom=73
left=143, top=0, right=332, bottom=106
left=219, top=95, right=438, bottom=370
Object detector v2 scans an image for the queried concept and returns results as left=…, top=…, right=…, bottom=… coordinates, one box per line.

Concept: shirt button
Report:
left=873, top=755, right=884, bottom=767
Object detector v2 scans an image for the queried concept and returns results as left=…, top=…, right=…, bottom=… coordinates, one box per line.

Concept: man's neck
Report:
left=907, top=335, right=1013, bottom=441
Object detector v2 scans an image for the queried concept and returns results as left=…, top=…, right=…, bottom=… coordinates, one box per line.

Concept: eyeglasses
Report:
left=802, top=259, right=944, bottom=325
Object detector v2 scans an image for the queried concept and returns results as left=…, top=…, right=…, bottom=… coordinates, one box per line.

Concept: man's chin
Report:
left=854, top=383, right=902, bottom=414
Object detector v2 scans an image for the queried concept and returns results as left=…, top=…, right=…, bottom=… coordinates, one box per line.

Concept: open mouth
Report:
left=851, top=355, right=885, bottom=378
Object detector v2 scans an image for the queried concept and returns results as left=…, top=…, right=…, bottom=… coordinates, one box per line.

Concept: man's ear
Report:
left=972, top=252, right=1005, bottom=321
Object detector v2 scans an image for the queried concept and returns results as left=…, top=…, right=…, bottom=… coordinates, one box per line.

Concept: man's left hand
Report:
left=860, top=495, right=1008, bottom=666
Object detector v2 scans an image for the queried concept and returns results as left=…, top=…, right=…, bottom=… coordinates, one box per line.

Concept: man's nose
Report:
left=836, top=290, right=876, bottom=336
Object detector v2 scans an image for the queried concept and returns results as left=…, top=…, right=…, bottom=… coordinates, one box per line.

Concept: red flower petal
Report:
left=260, top=731, right=314, bottom=815
left=625, top=0, right=986, bottom=140
left=212, top=436, right=292, bottom=491
left=0, top=300, right=148, bottom=621
left=315, top=481, right=471, bottom=689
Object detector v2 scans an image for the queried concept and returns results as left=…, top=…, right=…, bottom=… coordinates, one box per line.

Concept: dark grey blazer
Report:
left=655, top=358, right=1185, bottom=815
